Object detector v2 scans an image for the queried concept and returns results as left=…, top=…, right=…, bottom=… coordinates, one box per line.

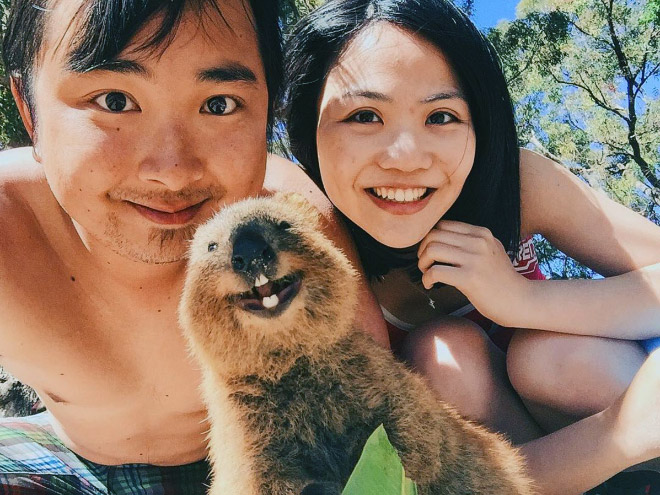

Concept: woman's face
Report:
left=317, top=22, right=476, bottom=248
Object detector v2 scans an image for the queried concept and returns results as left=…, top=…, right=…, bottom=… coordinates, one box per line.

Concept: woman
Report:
left=282, top=0, right=660, bottom=493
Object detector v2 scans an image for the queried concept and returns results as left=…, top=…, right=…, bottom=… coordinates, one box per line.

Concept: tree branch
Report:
left=550, top=72, right=629, bottom=122
left=634, top=61, right=660, bottom=100
left=566, top=18, right=615, bottom=50
left=604, top=0, right=635, bottom=84
left=507, top=54, right=537, bottom=85
left=601, top=139, right=634, bottom=158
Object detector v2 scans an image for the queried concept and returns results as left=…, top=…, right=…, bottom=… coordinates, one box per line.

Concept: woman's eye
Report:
left=427, top=112, right=457, bottom=125
left=93, top=92, right=138, bottom=113
left=202, top=96, right=239, bottom=115
left=347, top=110, right=382, bottom=124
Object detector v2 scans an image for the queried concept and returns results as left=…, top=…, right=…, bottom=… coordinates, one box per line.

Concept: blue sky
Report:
left=471, top=0, right=520, bottom=29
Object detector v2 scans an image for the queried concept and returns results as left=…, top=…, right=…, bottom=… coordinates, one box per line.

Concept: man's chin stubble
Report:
left=103, top=222, right=198, bottom=264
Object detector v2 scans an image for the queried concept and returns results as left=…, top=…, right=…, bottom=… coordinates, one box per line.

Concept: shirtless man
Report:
left=0, top=0, right=386, bottom=492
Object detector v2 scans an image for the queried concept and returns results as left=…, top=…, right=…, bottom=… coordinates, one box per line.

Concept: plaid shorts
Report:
left=0, top=413, right=211, bottom=494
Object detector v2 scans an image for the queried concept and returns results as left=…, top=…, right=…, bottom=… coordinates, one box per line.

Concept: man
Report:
left=0, top=0, right=388, bottom=492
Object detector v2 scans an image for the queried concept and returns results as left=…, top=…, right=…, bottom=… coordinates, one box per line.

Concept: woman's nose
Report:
left=377, top=130, right=433, bottom=172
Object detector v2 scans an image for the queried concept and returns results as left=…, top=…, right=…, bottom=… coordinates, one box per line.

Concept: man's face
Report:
left=29, top=0, right=269, bottom=263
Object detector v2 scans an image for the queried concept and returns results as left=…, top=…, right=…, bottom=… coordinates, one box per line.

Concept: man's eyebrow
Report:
left=198, top=63, right=258, bottom=84
left=423, top=90, right=466, bottom=103
left=65, top=59, right=257, bottom=85
left=341, top=90, right=393, bottom=102
left=67, top=59, right=152, bottom=77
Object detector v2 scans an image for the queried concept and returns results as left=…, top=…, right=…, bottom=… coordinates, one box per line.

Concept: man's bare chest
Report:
left=1, top=265, right=204, bottom=411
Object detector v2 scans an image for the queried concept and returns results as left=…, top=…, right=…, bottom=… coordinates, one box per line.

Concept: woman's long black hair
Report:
left=282, top=0, right=521, bottom=279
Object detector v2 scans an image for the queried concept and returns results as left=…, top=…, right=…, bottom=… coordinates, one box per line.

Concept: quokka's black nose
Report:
left=231, top=229, right=276, bottom=275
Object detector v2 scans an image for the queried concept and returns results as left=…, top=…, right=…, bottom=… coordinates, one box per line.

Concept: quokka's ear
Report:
left=273, top=192, right=320, bottom=228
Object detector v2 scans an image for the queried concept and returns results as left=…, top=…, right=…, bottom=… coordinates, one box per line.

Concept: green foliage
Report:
left=641, top=0, right=660, bottom=24
left=489, top=0, right=660, bottom=277
left=453, top=0, right=475, bottom=16
left=284, top=0, right=324, bottom=31
left=343, top=425, right=418, bottom=495
left=0, top=0, right=30, bottom=149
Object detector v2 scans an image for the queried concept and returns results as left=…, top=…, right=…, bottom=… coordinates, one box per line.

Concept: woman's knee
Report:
left=507, top=330, right=646, bottom=415
left=401, top=317, right=492, bottom=368
left=400, top=317, right=505, bottom=422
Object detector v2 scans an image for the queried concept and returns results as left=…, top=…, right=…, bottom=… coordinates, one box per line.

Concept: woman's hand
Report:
left=417, top=220, right=529, bottom=325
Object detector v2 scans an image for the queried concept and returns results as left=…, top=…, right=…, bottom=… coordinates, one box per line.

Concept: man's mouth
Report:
left=235, top=272, right=302, bottom=316
left=368, top=187, right=434, bottom=203
left=129, top=199, right=209, bottom=225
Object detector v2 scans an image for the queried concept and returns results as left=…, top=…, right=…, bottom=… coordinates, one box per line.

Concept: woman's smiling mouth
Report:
left=366, top=187, right=435, bottom=215
left=370, top=187, right=431, bottom=203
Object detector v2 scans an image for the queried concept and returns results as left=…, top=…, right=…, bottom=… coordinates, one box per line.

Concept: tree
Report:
left=489, top=0, right=660, bottom=278
left=455, top=0, right=475, bottom=17
left=490, top=0, right=659, bottom=220
left=0, top=0, right=30, bottom=148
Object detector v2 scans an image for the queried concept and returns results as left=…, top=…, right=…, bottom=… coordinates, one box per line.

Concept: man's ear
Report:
left=10, top=76, right=35, bottom=140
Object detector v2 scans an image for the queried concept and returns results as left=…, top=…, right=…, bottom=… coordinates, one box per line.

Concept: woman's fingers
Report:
left=417, top=242, right=468, bottom=272
left=434, top=220, right=494, bottom=238
left=421, top=262, right=461, bottom=290
left=418, top=229, right=474, bottom=254
left=419, top=225, right=496, bottom=259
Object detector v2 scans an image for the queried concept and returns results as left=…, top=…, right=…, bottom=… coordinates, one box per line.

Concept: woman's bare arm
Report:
left=510, top=149, right=660, bottom=337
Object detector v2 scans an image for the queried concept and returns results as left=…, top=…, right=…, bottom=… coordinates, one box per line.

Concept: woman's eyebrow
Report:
left=341, top=90, right=393, bottom=102
left=337, top=89, right=465, bottom=103
left=423, top=90, right=466, bottom=103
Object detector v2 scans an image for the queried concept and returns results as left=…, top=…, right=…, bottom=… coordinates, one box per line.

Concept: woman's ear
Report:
left=10, top=76, right=36, bottom=141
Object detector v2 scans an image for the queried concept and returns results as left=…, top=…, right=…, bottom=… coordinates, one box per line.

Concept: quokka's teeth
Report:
left=255, top=274, right=269, bottom=287
left=262, top=294, right=279, bottom=309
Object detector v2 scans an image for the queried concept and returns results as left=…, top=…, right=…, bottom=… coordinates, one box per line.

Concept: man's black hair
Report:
left=2, top=0, right=283, bottom=137
left=282, top=0, right=521, bottom=279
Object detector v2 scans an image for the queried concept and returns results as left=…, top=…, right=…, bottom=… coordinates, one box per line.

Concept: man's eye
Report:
left=426, top=112, right=457, bottom=125
left=347, top=110, right=382, bottom=124
left=202, top=96, right=239, bottom=115
left=93, top=92, right=138, bottom=113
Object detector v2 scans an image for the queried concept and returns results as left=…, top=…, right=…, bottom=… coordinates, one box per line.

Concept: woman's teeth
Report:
left=372, top=187, right=427, bottom=203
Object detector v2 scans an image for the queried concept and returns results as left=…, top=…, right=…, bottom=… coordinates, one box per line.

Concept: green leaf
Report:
left=342, top=425, right=418, bottom=495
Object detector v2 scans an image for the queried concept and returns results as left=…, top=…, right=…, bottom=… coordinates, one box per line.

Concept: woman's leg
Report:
left=506, top=330, right=647, bottom=432
left=398, top=316, right=543, bottom=444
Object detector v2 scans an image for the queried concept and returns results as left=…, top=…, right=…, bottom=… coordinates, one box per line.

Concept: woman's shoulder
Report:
left=518, top=148, right=594, bottom=237
left=517, top=147, right=660, bottom=274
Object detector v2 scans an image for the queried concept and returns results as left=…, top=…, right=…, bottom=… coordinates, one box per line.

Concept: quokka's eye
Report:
left=208, top=242, right=218, bottom=252
left=278, top=221, right=291, bottom=230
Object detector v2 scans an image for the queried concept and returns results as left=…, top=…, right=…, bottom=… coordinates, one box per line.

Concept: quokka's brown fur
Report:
left=179, top=193, right=535, bottom=495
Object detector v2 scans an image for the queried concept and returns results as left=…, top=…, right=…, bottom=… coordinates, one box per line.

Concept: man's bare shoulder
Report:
left=0, top=147, right=52, bottom=271
left=0, top=147, right=48, bottom=203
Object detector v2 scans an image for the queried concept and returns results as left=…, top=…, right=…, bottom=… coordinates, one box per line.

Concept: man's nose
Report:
left=377, top=130, right=433, bottom=171
left=231, top=230, right=276, bottom=278
left=138, top=123, right=204, bottom=191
